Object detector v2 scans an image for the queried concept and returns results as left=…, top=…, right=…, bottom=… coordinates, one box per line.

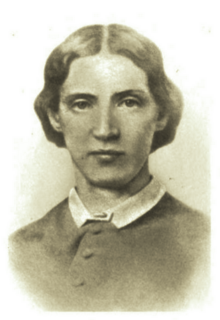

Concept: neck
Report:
left=74, top=162, right=151, bottom=214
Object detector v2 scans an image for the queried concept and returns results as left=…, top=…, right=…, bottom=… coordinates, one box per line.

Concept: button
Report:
left=82, top=248, right=93, bottom=258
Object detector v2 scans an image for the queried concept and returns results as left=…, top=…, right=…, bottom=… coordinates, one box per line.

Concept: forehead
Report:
left=61, top=54, right=150, bottom=95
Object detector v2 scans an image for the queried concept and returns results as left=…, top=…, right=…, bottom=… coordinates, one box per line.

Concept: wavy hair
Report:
left=34, top=24, right=183, bottom=153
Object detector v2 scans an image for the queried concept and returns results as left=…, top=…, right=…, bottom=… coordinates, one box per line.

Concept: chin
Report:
left=87, top=174, right=131, bottom=190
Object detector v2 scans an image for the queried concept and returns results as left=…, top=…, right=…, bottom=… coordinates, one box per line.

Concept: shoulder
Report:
left=8, top=198, right=79, bottom=304
left=9, top=197, right=70, bottom=246
left=135, top=192, right=210, bottom=306
left=149, top=192, right=210, bottom=255
left=150, top=192, right=210, bottom=234
left=133, top=191, right=210, bottom=244
left=8, top=197, right=77, bottom=267
left=152, top=192, right=210, bottom=302
left=137, top=192, right=210, bottom=272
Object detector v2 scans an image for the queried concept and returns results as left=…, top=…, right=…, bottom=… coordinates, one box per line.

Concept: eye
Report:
left=120, top=98, right=140, bottom=108
left=71, top=100, right=91, bottom=110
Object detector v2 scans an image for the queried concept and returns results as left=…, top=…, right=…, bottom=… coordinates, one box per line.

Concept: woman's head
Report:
left=35, top=24, right=183, bottom=153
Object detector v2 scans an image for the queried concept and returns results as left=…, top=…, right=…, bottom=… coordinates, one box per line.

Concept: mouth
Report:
left=89, top=149, right=124, bottom=156
left=89, top=149, right=124, bottom=162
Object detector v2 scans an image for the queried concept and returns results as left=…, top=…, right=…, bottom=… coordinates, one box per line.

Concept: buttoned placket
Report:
left=69, top=214, right=114, bottom=288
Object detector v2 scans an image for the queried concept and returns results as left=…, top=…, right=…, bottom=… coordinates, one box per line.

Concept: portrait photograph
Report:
left=3, top=0, right=219, bottom=317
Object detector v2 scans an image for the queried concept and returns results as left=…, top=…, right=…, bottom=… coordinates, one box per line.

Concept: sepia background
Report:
left=2, top=0, right=219, bottom=316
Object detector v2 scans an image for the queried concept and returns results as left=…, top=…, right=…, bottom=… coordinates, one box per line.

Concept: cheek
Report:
left=59, top=116, right=88, bottom=150
left=122, top=116, right=157, bottom=152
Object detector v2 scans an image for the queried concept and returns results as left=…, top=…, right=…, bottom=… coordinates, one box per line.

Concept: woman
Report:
left=9, top=24, right=210, bottom=311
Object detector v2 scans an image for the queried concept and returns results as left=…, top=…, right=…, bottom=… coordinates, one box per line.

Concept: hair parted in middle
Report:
left=34, top=24, right=183, bottom=153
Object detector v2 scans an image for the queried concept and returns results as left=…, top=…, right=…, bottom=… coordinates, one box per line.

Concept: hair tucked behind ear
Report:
left=150, top=79, right=183, bottom=152
left=34, top=24, right=183, bottom=152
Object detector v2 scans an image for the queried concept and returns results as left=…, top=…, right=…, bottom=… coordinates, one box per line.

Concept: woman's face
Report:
left=49, top=54, right=167, bottom=188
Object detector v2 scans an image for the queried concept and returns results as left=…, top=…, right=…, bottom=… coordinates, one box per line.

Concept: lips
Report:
left=89, top=149, right=124, bottom=156
left=88, top=149, right=124, bottom=163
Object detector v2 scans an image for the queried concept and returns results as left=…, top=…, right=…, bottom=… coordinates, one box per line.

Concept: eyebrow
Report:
left=112, top=90, right=149, bottom=101
left=61, top=93, right=98, bottom=105
left=61, top=89, right=150, bottom=105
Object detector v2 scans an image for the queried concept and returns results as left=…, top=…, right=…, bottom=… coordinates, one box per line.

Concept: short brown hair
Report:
left=34, top=24, right=183, bottom=153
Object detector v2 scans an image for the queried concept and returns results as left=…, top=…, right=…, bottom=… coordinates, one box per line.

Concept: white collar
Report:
left=68, top=176, right=166, bottom=229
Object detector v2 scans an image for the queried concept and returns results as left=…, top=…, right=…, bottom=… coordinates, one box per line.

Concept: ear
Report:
left=155, top=110, right=169, bottom=132
left=47, top=109, right=63, bottom=133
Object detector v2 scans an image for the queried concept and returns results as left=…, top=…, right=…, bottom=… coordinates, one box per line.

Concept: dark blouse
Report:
left=9, top=192, right=210, bottom=311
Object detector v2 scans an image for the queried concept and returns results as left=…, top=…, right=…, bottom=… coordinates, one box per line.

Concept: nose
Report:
left=92, top=107, right=120, bottom=141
